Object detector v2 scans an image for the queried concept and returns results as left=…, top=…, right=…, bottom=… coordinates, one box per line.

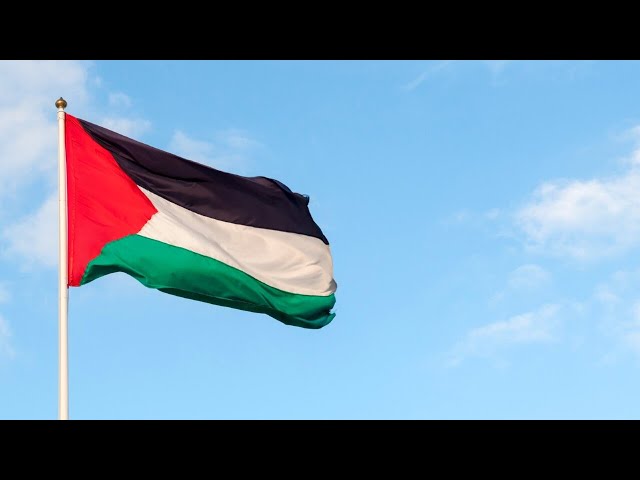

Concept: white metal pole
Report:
left=56, top=97, right=69, bottom=420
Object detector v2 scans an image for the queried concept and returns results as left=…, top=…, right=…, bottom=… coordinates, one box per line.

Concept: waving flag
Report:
left=64, top=114, right=336, bottom=329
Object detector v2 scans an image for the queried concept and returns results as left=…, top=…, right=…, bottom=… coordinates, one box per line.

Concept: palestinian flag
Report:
left=64, top=114, right=336, bottom=329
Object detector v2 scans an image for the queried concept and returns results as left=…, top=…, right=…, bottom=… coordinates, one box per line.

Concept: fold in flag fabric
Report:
left=64, top=114, right=336, bottom=328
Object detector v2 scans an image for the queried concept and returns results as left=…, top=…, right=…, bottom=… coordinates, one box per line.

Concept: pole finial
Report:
left=55, top=97, right=67, bottom=110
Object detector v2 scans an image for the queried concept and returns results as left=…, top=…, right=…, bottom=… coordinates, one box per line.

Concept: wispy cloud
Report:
left=404, top=61, right=594, bottom=94
left=484, top=208, right=501, bottom=220
left=0, top=314, right=14, bottom=359
left=594, top=285, right=619, bottom=306
left=446, top=208, right=503, bottom=227
left=402, top=60, right=454, bottom=92
left=489, top=264, right=551, bottom=306
left=484, top=60, right=511, bottom=86
left=484, top=60, right=510, bottom=76
left=219, top=130, right=261, bottom=150
left=0, top=284, right=9, bottom=304
left=0, top=61, right=153, bottom=271
left=590, top=268, right=640, bottom=359
left=3, top=194, right=57, bottom=268
left=0, top=61, right=89, bottom=197
left=623, top=331, right=640, bottom=355
left=169, top=129, right=260, bottom=172
left=108, top=92, right=132, bottom=109
left=402, top=60, right=514, bottom=92
left=448, top=304, right=560, bottom=366
left=169, top=131, right=215, bottom=163
left=100, top=117, right=151, bottom=138
left=508, top=264, right=550, bottom=290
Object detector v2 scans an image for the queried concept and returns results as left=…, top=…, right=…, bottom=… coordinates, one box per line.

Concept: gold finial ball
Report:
left=55, top=97, right=67, bottom=109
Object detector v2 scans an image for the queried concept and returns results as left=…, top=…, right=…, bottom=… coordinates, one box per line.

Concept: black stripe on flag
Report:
left=78, top=118, right=329, bottom=244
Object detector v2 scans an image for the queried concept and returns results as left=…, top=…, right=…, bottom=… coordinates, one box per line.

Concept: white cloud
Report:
left=217, top=129, right=261, bottom=150
left=108, top=92, right=132, bottom=108
left=0, top=62, right=91, bottom=356
left=489, top=264, right=551, bottom=306
left=594, top=285, right=619, bottom=306
left=0, top=284, right=9, bottom=304
left=0, top=61, right=153, bottom=271
left=623, top=331, right=640, bottom=355
left=508, top=264, right=550, bottom=290
left=485, top=61, right=511, bottom=86
left=0, top=60, right=89, bottom=197
left=170, top=130, right=215, bottom=163
left=484, top=208, right=501, bottom=220
left=0, top=60, right=89, bottom=103
left=402, top=60, right=454, bottom=91
left=586, top=268, right=640, bottom=360
left=3, top=194, right=58, bottom=268
left=169, top=129, right=259, bottom=171
left=628, top=125, right=640, bottom=143
left=515, top=125, right=640, bottom=261
left=403, top=60, right=513, bottom=92
left=446, top=208, right=503, bottom=227
left=485, top=60, right=510, bottom=76
left=448, top=304, right=560, bottom=366
left=100, top=117, right=151, bottom=138
left=516, top=150, right=640, bottom=260
left=630, top=301, right=640, bottom=327
left=448, top=210, right=470, bottom=224
left=0, top=314, right=14, bottom=358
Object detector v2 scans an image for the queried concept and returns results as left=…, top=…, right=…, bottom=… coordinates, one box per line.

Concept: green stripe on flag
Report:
left=81, top=234, right=336, bottom=329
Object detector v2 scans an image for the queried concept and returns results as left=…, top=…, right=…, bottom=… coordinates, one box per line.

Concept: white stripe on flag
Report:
left=137, top=188, right=336, bottom=296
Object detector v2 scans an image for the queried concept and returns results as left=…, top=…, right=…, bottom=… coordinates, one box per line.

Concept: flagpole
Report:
left=56, top=97, right=69, bottom=420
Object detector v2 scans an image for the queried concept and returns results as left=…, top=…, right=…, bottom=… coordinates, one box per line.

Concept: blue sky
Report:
left=2, top=60, right=640, bottom=419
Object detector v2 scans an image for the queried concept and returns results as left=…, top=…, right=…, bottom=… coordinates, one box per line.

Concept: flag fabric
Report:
left=64, top=114, right=336, bottom=329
